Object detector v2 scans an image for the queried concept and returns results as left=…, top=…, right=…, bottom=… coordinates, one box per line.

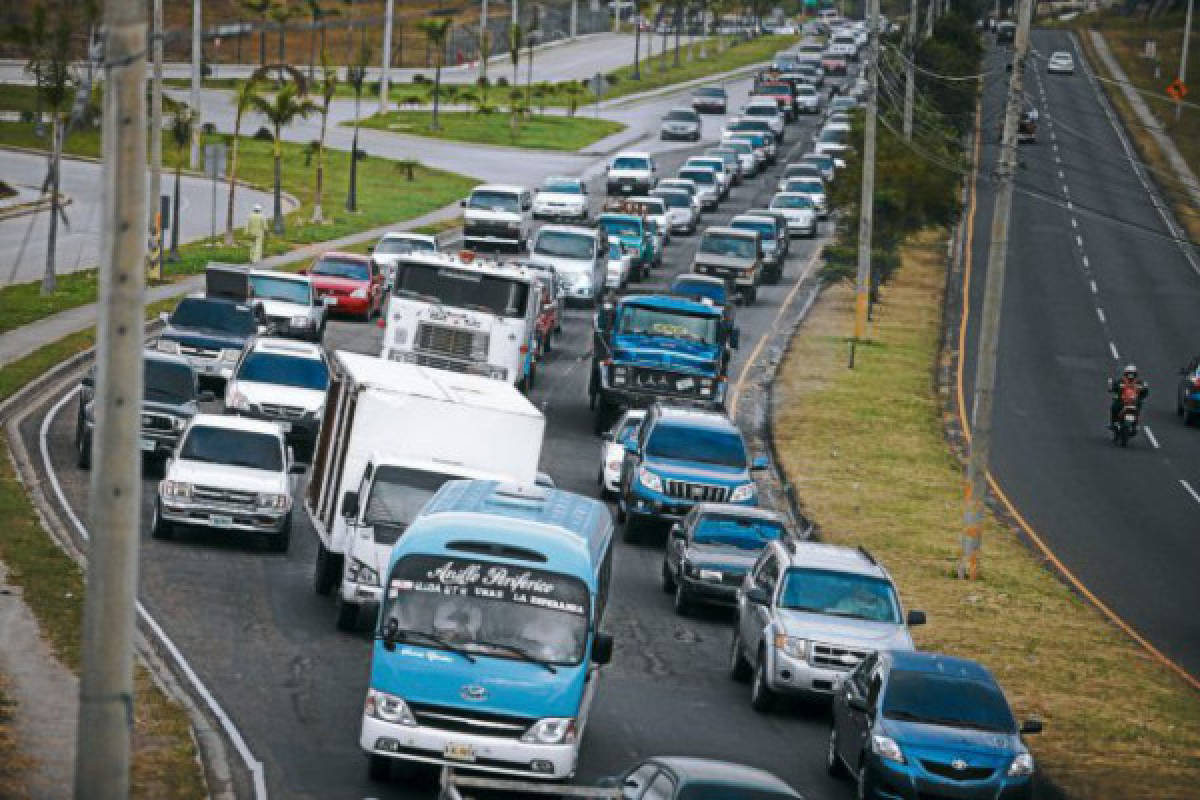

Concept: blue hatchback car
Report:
left=828, top=651, right=1042, bottom=800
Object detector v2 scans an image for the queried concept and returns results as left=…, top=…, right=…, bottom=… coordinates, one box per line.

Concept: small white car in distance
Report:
left=1047, top=51, right=1075, bottom=75
left=533, top=175, right=591, bottom=222
left=599, top=409, right=646, bottom=498
left=606, top=240, right=635, bottom=290
left=769, top=193, right=818, bottom=238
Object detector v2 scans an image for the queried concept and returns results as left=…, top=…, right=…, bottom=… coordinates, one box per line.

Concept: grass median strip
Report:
left=772, top=231, right=1200, bottom=799
left=356, top=110, right=625, bottom=151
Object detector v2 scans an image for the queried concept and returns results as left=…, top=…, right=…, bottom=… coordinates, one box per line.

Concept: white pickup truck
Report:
left=305, top=352, right=545, bottom=630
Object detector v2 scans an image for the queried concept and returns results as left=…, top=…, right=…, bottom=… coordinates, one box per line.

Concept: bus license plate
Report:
left=210, top=515, right=233, bottom=528
left=443, top=743, right=475, bottom=762
left=139, top=438, right=155, bottom=452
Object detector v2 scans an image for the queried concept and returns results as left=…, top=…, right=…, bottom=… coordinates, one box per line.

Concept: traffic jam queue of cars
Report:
left=96, top=22, right=1042, bottom=798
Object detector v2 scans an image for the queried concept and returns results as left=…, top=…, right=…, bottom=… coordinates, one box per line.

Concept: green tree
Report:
left=509, top=22, right=523, bottom=88
left=224, top=74, right=263, bottom=244
left=250, top=78, right=319, bottom=233
left=240, top=0, right=271, bottom=66
left=163, top=98, right=195, bottom=261
left=417, top=18, right=453, bottom=130
left=311, top=57, right=338, bottom=223
left=302, top=0, right=340, bottom=80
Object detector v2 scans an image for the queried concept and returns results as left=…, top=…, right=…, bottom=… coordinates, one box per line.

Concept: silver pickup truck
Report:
left=692, top=227, right=763, bottom=304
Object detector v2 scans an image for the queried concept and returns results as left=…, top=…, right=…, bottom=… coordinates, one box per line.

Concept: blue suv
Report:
left=617, top=405, right=767, bottom=542
left=828, top=650, right=1043, bottom=800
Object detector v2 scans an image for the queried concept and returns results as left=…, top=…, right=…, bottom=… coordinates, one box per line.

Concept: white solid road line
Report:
left=1081, top=254, right=1089, bottom=268
left=1109, top=341, right=1121, bottom=361
left=1096, top=308, right=1106, bottom=324
left=1180, top=479, right=1200, bottom=505
left=1075, top=233, right=1084, bottom=248
left=1144, top=425, right=1160, bottom=449
left=1071, top=217, right=1078, bottom=228
left=1090, top=279, right=1099, bottom=294
left=40, top=387, right=270, bottom=800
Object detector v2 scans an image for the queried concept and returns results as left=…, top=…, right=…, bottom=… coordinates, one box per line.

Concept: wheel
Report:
left=313, top=543, right=338, bottom=596
left=367, top=754, right=391, bottom=782
left=76, top=428, right=92, bottom=470
left=661, top=560, right=676, bottom=593
left=673, top=581, right=691, bottom=616
left=622, top=515, right=639, bottom=543
left=335, top=594, right=360, bottom=632
left=750, top=650, right=775, bottom=711
left=151, top=501, right=173, bottom=540
left=827, top=725, right=848, bottom=777
left=269, top=516, right=292, bottom=553
left=729, top=631, right=751, bottom=682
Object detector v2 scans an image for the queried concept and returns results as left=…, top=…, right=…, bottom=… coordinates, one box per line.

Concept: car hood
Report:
left=642, top=456, right=748, bottom=486
left=883, top=718, right=1023, bottom=762
left=465, top=208, right=521, bottom=224
left=310, top=274, right=367, bottom=291
left=608, top=167, right=652, bottom=178
left=234, top=380, right=326, bottom=412
left=612, top=333, right=721, bottom=371
left=775, top=610, right=913, bottom=647
left=370, top=641, right=586, bottom=719
left=168, top=459, right=286, bottom=493
left=534, top=191, right=586, bottom=206
left=684, top=543, right=761, bottom=573
left=159, top=325, right=249, bottom=351
left=529, top=253, right=593, bottom=277
left=694, top=252, right=756, bottom=269
left=257, top=298, right=315, bottom=318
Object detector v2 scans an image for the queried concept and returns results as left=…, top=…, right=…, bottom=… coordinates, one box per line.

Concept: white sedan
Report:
left=1047, top=51, right=1074, bottom=75
left=606, top=241, right=635, bottom=290
left=599, top=410, right=646, bottom=498
left=769, top=192, right=818, bottom=238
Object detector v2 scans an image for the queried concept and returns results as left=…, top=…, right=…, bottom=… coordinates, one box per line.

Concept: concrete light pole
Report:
left=960, top=0, right=1032, bottom=579
left=380, top=0, right=395, bottom=114
left=853, top=0, right=879, bottom=345
left=480, top=0, right=490, bottom=82
left=189, top=0, right=201, bottom=169
left=150, top=0, right=163, bottom=280
left=73, top=0, right=147, bottom=793
left=570, top=0, right=578, bottom=39
left=1177, top=0, right=1193, bottom=122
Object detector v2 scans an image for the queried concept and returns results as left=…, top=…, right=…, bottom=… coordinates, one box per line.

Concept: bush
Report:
left=496, top=76, right=509, bottom=87
left=367, top=80, right=381, bottom=95
left=253, top=126, right=273, bottom=141
left=476, top=76, right=491, bottom=88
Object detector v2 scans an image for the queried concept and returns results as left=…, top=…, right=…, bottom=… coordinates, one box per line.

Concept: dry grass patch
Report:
left=772, top=231, right=1200, bottom=798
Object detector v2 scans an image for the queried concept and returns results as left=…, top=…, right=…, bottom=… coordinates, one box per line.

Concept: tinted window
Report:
left=393, top=262, right=531, bottom=319
left=613, top=156, right=651, bottom=170
left=680, top=786, right=797, bottom=800
left=654, top=191, right=690, bottom=209
left=700, top=234, right=756, bottom=259
left=787, top=180, right=825, bottom=194
left=144, top=359, right=195, bottom=404
left=237, top=352, right=329, bottom=391
left=693, top=515, right=784, bottom=549
left=778, top=568, right=900, bottom=623
left=542, top=179, right=583, bottom=194
left=312, top=257, right=370, bottom=281
left=364, top=467, right=458, bottom=546
left=732, top=220, right=776, bottom=238
left=250, top=274, right=312, bottom=305
left=374, top=238, right=436, bottom=255
left=599, top=217, right=643, bottom=238
left=534, top=231, right=596, bottom=260
left=883, top=670, right=1017, bottom=733
left=772, top=194, right=814, bottom=209
left=666, top=109, right=698, bottom=122
left=169, top=298, right=256, bottom=336
left=180, top=425, right=282, bottom=471
left=694, top=87, right=725, bottom=97
left=617, top=305, right=718, bottom=346
left=645, top=422, right=747, bottom=468
left=746, top=106, right=779, bottom=117
left=671, top=279, right=726, bottom=305
left=467, top=190, right=520, bottom=212
left=679, top=170, right=715, bottom=186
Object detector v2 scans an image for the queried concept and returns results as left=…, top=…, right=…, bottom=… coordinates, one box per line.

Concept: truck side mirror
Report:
left=730, top=327, right=741, bottom=349
left=744, top=586, right=769, bottom=606
left=624, top=440, right=639, bottom=456
left=670, top=523, right=685, bottom=540
left=159, top=311, right=170, bottom=325
left=906, top=609, right=927, bottom=626
left=1021, top=718, right=1043, bottom=735
left=591, top=632, right=614, bottom=665
left=341, top=490, right=360, bottom=519
left=382, top=617, right=399, bottom=652
left=751, top=455, right=769, bottom=471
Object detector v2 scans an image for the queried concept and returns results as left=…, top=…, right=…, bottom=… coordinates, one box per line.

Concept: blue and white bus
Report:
left=360, top=480, right=615, bottom=782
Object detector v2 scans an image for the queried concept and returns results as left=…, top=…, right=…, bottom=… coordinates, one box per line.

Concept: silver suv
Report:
left=730, top=540, right=925, bottom=710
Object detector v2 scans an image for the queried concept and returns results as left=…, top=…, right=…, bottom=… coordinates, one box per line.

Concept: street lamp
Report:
left=346, top=63, right=366, bottom=212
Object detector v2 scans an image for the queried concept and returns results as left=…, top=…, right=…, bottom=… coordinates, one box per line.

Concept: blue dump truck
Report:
left=360, top=479, right=613, bottom=783
left=590, top=293, right=738, bottom=434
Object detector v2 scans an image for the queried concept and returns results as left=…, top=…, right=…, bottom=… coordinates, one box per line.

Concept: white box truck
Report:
left=305, top=351, right=545, bottom=630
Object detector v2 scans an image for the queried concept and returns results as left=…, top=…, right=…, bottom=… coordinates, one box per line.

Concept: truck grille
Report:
left=140, top=413, right=175, bottom=432
left=809, top=642, right=870, bottom=672
left=415, top=323, right=485, bottom=363
left=632, top=367, right=702, bottom=396
left=919, top=761, right=995, bottom=782
left=192, top=485, right=257, bottom=508
left=662, top=480, right=728, bottom=503
left=180, top=344, right=219, bottom=359
left=465, top=221, right=517, bottom=238
left=408, top=702, right=533, bottom=740
left=257, top=403, right=307, bottom=420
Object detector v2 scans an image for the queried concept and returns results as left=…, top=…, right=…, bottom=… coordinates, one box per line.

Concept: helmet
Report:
left=1123, top=364, right=1138, bottom=378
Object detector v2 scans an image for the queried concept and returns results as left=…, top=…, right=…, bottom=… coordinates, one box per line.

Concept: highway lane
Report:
left=20, top=97, right=857, bottom=798
left=963, top=30, right=1200, bottom=678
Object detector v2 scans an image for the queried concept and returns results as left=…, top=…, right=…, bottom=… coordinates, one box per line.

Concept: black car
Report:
left=691, top=86, right=728, bottom=114
left=155, top=296, right=261, bottom=385
left=75, top=350, right=212, bottom=468
left=663, top=504, right=790, bottom=614
left=605, top=756, right=805, bottom=799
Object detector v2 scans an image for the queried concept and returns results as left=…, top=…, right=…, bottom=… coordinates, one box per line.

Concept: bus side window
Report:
left=595, top=543, right=614, bottom=624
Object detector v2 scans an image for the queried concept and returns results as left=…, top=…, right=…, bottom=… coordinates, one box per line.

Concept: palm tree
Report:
left=302, top=0, right=340, bottom=80
left=509, top=23, right=522, bottom=90
left=562, top=81, right=583, bottom=116
left=163, top=98, right=195, bottom=261
left=250, top=79, right=319, bottom=234
left=417, top=18, right=453, bottom=130
left=224, top=74, right=262, bottom=244
left=311, top=57, right=338, bottom=223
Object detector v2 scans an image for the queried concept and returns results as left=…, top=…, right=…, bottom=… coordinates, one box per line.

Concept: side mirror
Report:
left=159, top=311, right=170, bottom=325
left=847, top=692, right=869, bottom=713
left=601, top=431, right=614, bottom=442
left=744, top=586, right=769, bottom=605
left=290, top=461, right=307, bottom=475
left=382, top=617, right=399, bottom=652
left=366, top=245, right=375, bottom=254
left=624, top=440, right=639, bottom=456
left=730, top=327, right=741, bottom=349
left=341, top=490, right=360, bottom=519
left=322, top=296, right=337, bottom=307
left=751, top=455, right=769, bottom=471
left=906, top=609, right=927, bottom=626
left=670, top=523, right=685, bottom=540
left=591, top=632, right=614, bottom=665
left=197, top=390, right=216, bottom=403
left=459, top=198, right=467, bottom=207
left=1021, top=718, right=1043, bottom=735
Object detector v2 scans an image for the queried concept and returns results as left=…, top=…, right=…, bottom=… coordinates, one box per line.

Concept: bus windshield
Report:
left=393, top=262, right=531, bottom=319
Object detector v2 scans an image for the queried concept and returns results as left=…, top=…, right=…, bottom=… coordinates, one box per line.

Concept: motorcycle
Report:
left=1109, top=380, right=1142, bottom=447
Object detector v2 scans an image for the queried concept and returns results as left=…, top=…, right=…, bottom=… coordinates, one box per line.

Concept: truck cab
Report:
left=692, top=226, right=764, bottom=304
left=461, top=184, right=534, bottom=252
left=596, top=212, right=656, bottom=281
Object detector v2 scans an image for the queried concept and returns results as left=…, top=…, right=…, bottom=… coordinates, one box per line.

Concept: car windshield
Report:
left=733, top=220, right=775, bottom=239
left=788, top=181, right=824, bottom=194
left=374, top=237, right=436, bottom=256
left=666, top=110, right=697, bottom=121
left=312, top=257, right=370, bottom=281
left=680, top=170, right=716, bottom=186
left=679, top=786, right=798, bottom=800
left=599, top=217, right=642, bottom=238
left=169, top=298, right=256, bottom=336
left=773, top=194, right=814, bottom=209
left=364, top=467, right=459, bottom=546
left=613, top=156, right=650, bottom=170
left=745, top=106, right=777, bottom=117
left=832, top=97, right=856, bottom=110
left=804, top=155, right=833, bottom=169
left=797, top=85, right=816, bottom=95
left=700, top=234, right=756, bottom=259
left=542, top=179, right=582, bottom=194
left=144, top=359, right=195, bottom=404
left=727, top=142, right=753, bottom=155
left=883, top=671, right=1017, bottom=733
left=250, top=275, right=311, bottom=305
left=393, top=262, right=531, bottom=319
left=819, top=129, right=848, bottom=144
left=180, top=425, right=282, bottom=471
left=646, top=423, right=747, bottom=468
left=236, top=351, right=329, bottom=391
left=467, top=190, right=520, bottom=212
left=693, top=515, right=784, bottom=549
left=660, top=182, right=695, bottom=196
left=618, top=305, right=719, bottom=345
left=694, top=87, right=725, bottom=97
left=672, top=279, right=726, bottom=304
left=655, top=191, right=690, bottom=209
left=608, top=242, right=624, bottom=260
left=380, top=555, right=591, bottom=665
left=534, top=231, right=595, bottom=260
left=778, top=568, right=901, bottom=623
left=688, top=160, right=723, bottom=173
left=787, top=167, right=820, bottom=180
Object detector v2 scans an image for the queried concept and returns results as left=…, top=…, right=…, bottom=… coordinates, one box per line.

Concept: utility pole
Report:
left=150, top=0, right=163, bottom=280
left=480, top=0, right=490, bottom=82
left=570, top=0, right=578, bottom=39
left=853, top=0, right=879, bottom=345
left=924, top=0, right=934, bottom=39
left=903, top=0, right=918, bottom=140
left=1177, top=0, right=1193, bottom=122
left=189, top=0, right=201, bottom=169
left=380, top=0, right=395, bottom=114
left=74, top=0, right=146, bottom=794
left=513, top=0, right=519, bottom=26
left=960, top=0, right=1032, bottom=580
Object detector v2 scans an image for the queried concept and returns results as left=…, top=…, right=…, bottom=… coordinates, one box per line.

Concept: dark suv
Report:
left=828, top=650, right=1042, bottom=800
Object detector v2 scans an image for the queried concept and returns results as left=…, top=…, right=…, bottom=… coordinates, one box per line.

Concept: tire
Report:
left=750, top=650, right=775, bottom=712
left=335, top=594, right=360, bottom=632
left=673, top=581, right=691, bottom=616
left=313, top=543, right=338, bottom=596
left=661, top=560, right=677, bottom=593
left=622, top=515, right=639, bottom=543
left=1186, top=411, right=1199, bottom=426
left=729, top=631, right=752, bottom=682
left=151, top=501, right=173, bottom=540
left=367, top=754, right=391, bottom=782
left=269, top=516, right=292, bottom=553
left=827, top=725, right=848, bottom=777
left=76, top=428, right=92, bottom=470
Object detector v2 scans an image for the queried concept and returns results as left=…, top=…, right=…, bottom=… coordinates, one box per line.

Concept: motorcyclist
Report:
left=1109, top=364, right=1149, bottom=431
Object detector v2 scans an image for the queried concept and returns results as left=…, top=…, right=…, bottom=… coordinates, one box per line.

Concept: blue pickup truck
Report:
left=590, top=293, right=738, bottom=434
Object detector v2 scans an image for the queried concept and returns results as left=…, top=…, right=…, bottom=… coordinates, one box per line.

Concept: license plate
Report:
left=443, top=743, right=475, bottom=762
left=139, top=438, right=155, bottom=452
left=210, top=514, right=233, bottom=528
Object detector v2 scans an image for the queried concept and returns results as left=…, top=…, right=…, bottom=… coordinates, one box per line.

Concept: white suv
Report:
left=606, top=151, right=658, bottom=196
left=225, top=338, right=330, bottom=450
left=731, top=539, right=925, bottom=709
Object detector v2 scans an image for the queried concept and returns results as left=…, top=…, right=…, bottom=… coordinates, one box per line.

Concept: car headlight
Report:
left=698, top=568, right=723, bottom=582
left=520, top=717, right=576, bottom=745
left=256, top=492, right=292, bottom=511
left=291, top=315, right=311, bottom=328
left=612, top=366, right=628, bottom=386
left=364, top=689, right=417, bottom=726
left=220, top=348, right=240, bottom=363
left=161, top=480, right=192, bottom=499
left=871, top=734, right=905, bottom=764
left=729, top=482, right=756, bottom=503
left=350, top=287, right=368, bottom=299
left=155, top=338, right=180, bottom=355
left=773, top=633, right=807, bottom=659
left=347, top=557, right=380, bottom=587
left=1007, top=752, right=1035, bottom=777
left=637, top=466, right=663, bottom=493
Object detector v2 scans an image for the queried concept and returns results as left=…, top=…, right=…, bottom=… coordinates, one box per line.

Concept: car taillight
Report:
left=1192, top=376, right=1200, bottom=389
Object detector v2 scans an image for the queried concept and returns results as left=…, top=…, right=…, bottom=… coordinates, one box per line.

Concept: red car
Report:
left=304, top=251, right=384, bottom=321
left=821, top=55, right=848, bottom=76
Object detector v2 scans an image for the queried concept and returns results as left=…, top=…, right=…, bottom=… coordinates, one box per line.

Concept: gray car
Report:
left=660, top=107, right=703, bottom=141
left=731, top=539, right=926, bottom=710
left=604, top=756, right=805, bottom=800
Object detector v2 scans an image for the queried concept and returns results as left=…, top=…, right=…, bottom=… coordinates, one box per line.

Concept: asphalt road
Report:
left=963, top=30, right=1200, bottom=678
left=21, top=84, right=859, bottom=798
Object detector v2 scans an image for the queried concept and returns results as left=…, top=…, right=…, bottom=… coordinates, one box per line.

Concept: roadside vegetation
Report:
left=356, top=109, right=625, bottom=150
left=0, top=678, right=29, bottom=799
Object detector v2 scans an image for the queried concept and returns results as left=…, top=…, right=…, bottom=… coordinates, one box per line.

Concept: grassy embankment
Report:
left=356, top=109, right=624, bottom=150
left=773, top=232, right=1200, bottom=798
